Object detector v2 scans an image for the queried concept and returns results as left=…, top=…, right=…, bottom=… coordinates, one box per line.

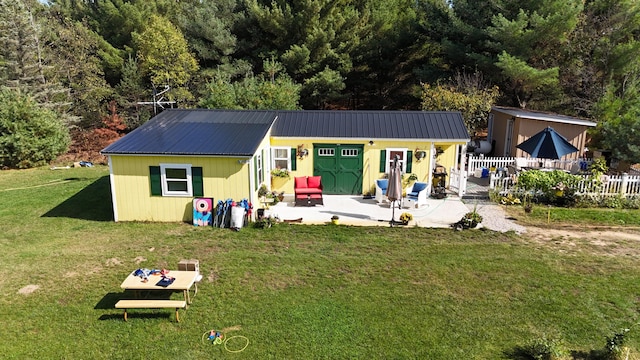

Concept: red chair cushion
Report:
left=294, top=176, right=308, bottom=189
left=295, top=188, right=321, bottom=195
left=307, top=176, right=322, bottom=189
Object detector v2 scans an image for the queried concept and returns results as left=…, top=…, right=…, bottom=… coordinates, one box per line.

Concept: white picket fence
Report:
left=490, top=172, right=640, bottom=197
left=467, top=154, right=591, bottom=176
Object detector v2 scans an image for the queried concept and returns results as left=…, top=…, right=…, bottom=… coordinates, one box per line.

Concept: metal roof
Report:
left=101, top=109, right=277, bottom=156
left=102, top=109, right=469, bottom=156
left=272, top=110, right=469, bottom=140
left=492, top=106, right=597, bottom=127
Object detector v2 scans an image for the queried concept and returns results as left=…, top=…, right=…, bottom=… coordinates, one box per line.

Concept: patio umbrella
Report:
left=515, top=126, right=579, bottom=160
left=385, top=155, right=403, bottom=226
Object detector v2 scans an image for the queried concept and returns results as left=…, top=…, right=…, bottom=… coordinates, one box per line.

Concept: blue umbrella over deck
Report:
left=516, top=126, right=579, bottom=160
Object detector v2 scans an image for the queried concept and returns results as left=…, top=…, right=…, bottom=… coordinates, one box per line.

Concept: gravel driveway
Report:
left=465, top=201, right=527, bottom=234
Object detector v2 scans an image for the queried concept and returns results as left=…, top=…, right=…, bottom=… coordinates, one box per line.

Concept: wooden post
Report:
left=621, top=172, right=629, bottom=196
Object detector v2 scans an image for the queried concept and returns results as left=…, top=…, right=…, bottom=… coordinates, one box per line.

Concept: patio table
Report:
left=120, top=270, right=198, bottom=307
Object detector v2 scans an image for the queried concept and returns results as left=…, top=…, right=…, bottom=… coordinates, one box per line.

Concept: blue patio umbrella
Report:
left=515, top=126, right=579, bottom=160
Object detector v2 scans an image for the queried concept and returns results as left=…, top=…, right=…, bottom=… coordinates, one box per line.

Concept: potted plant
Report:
left=399, top=212, right=413, bottom=225
left=522, top=193, right=533, bottom=213
left=452, top=207, right=483, bottom=230
left=271, top=168, right=290, bottom=179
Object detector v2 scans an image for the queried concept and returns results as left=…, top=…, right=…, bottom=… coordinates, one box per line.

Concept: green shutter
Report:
left=290, top=148, right=297, bottom=171
left=192, top=167, right=203, bottom=197
left=406, top=151, right=413, bottom=173
left=254, top=155, right=258, bottom=190
left=149, top=166, right=161, bottom=196
left=379, top=150, right=386, bottom=172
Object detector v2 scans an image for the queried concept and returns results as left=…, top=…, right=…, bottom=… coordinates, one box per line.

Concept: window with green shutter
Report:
left=149, top=164, right=201, bottom=197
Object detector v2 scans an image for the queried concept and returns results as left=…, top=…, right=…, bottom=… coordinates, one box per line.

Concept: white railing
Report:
left=490, top=173, right=640, bottom=197
left=449, top=167, right=467, bottom=197
left=467, top=155, right=514, bottom=176
left=467, top=154, right=592, bottom=176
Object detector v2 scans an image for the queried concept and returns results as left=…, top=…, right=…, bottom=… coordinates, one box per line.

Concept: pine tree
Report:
left=0, top=0, right=74, bottom=123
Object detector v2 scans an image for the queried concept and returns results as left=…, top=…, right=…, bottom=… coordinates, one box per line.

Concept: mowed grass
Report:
left=1, top=167, right=640, bottom=359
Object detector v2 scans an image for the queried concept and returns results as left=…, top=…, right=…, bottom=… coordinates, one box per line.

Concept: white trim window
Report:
left=385, top=148, right=407, bottom=173
left=271, top=147, right=291, bottom=170
left=160, top=163, right=193, bottom=197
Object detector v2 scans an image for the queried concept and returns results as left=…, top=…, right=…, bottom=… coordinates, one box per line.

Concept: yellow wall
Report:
left=109, top=137, right=465, bottom=222
left=270, top=138, right=465, bottom=195
left=110, top=155, right=251, bottom=222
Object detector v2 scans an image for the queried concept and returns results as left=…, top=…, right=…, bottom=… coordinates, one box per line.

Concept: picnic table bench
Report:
left=115, top=299, right=187, bottom=322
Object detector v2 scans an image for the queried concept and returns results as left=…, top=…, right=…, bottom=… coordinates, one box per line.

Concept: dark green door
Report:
left=313, top=144, right=363, bottom=194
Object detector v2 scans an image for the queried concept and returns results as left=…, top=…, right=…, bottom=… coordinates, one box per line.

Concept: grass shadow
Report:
left=504, top=346, right=602, bottom=360
left=42, top=175, right=113, bottom=221
left=95, top=292, right=122, bottom=310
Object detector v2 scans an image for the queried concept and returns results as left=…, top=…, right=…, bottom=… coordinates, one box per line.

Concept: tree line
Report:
left=1, top=0, right=639, bottom=167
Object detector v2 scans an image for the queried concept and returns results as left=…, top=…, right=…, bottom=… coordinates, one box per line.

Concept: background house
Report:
left=489, top=106, right=596, bottom=159
left=102, top=109, right=469, bottom=222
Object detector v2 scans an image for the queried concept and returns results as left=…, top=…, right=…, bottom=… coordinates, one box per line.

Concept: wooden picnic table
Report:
left=120, top=270, right=199, bottom=306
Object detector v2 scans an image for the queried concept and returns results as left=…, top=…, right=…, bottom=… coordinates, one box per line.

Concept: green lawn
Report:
left=1, top=166, right=640, bottom=359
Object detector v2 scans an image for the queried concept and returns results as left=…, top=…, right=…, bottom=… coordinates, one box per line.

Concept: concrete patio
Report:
left=263, top=194, right=472, bottom=228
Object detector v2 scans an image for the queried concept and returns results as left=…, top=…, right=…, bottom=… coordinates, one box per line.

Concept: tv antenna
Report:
left=137, top=85, right=177, bottom=115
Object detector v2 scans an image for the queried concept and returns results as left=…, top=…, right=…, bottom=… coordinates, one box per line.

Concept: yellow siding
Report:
left=270, top=138, right=465, bottom=194
left=110, top=155, right=251, bottom=222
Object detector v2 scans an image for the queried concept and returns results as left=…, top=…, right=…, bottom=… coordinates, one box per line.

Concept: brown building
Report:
left=489, top=106, right=596, bottom=160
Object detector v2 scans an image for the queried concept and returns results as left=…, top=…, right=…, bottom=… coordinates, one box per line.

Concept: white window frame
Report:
left=385, top=148, right=407, bottom=173
left=160, top=163, right=193, bottom=197
left=271, top=147, right=291, bottom=170
left=256, top=153, right=263, bottom=185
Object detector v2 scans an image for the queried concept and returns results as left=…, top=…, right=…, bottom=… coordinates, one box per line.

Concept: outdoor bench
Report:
left=294, top=176, right=324, bottom=206
left=115, top=299, right=187, bottom=322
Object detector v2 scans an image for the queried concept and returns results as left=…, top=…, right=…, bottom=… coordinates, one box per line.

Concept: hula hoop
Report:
left=201, top=331, right=249, bottom=353
left=224, top=335, right=250, bottom=353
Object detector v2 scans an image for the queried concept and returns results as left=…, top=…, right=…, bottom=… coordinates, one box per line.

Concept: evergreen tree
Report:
left=0, top=0, right=74, bottom=124
left=45, top=14, right=114, bottom=128
left=199, top=58, right=301, bottom=110
left=593, top=71, right=640, bottom=164
left=240, top=0, right=366, bottom=108
left=561, top=0, right=640, bottom=117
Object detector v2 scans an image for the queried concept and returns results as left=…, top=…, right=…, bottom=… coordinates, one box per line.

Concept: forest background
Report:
left=1, top=0, right=640, bottom=167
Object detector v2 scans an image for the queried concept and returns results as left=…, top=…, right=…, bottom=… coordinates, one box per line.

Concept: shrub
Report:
left=603, top=328, right=631, bottom=360
left=520, top=335, right=568, bottom=360
left=516, top=170, right=582, bottom=206
left=0, top=88, right=70, bottom=168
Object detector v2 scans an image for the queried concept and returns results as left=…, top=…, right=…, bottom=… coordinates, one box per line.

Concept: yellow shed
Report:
left=102, top=109, right=469, bottom=222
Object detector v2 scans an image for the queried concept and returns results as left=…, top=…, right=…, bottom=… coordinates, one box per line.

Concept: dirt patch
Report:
left=105, top=258, right=122, bottom=266
left=133, top=256, right=146, bottom=264
left=64, top=271, right=78, bottom=278
left=524, top=226, right=640, bottom=257
left=18, top=284, right=40, bottom=295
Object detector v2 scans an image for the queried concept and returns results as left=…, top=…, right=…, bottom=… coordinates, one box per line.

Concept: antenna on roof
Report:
left=136, top=84, right=177, bottom=115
